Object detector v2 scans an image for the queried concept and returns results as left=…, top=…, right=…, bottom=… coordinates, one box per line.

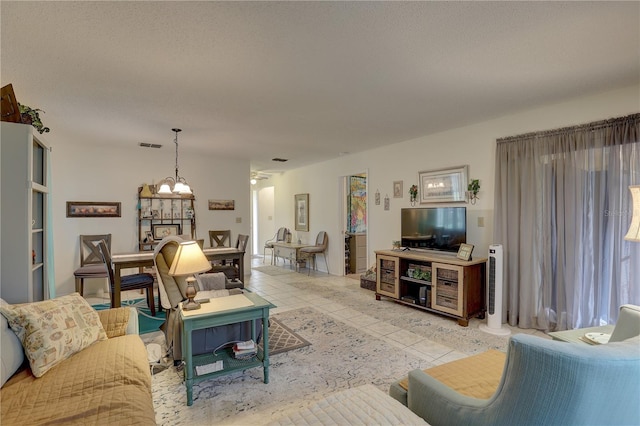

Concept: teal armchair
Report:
left=402, top=333, right=639, bottom=426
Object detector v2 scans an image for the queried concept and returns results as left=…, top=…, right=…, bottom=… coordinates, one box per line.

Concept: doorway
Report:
left=342, top=172, right=367, bottom=278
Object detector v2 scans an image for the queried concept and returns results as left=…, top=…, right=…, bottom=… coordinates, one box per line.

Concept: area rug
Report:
left=92, top=299, right=165, bottom=335
left=151, top=307, right=425, bottom=425
left=261, top=317, right=310, bottom=355
left=252, top=265, right=296, bottom=276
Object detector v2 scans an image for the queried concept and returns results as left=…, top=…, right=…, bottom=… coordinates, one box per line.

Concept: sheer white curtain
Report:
left=494, top=113, right=640, bottom=330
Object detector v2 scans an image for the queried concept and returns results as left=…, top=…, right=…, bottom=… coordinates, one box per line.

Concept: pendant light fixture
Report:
left=157, top=128, right=192, bottom=195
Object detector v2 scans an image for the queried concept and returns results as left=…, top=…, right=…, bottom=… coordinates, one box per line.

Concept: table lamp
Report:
left=169, top=240, right=212, bottom=310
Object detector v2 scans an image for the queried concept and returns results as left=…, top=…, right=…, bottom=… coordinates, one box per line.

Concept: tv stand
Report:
left=375, top=249, right=486, bottom=326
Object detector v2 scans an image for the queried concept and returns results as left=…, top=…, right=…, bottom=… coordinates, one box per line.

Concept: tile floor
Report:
left=88, top=254, right=550, bottom=366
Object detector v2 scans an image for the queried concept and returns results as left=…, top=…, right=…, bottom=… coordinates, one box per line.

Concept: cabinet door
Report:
left=431, top=263, right=464, bottom=316
left=376, top=255, right=399, bottom=298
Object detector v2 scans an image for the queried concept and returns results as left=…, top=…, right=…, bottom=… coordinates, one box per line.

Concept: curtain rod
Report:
left=496, top=113, right=639, bottom=144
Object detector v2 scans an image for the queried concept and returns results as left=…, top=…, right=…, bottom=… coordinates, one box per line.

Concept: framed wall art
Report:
left=295, top=193, right=309, bottom=232
left=393, top=181, right=403, bottom=198
left=152, top=223, right=181, bottom=240
left=419, top=165, right=468, bottom=203
left=208, top=199, right=235, bottom=210
left=66, top=201, right=121, bottom=218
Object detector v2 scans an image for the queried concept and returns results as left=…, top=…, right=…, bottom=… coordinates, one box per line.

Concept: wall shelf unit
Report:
left=375, top=249, right=486, bottom=326
left=137, top=187, right=196, bottom=251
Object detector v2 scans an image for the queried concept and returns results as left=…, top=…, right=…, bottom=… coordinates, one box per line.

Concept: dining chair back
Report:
left=73, top=234, right=111, bottom=295
left=209, top=230, right=231, bottom=247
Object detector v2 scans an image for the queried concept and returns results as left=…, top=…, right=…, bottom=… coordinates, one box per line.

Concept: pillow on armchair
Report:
left=0, top=293, right=107, bottom=377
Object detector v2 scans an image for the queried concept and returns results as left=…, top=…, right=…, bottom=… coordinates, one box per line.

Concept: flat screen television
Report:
left=401, top=207, right=466, bottom=252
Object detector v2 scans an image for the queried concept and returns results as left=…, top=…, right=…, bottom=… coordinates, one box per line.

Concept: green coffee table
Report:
left=180, top=292, right=275, bottom=406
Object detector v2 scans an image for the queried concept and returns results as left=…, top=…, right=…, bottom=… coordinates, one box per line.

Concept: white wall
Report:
left=268, top=85, right=640, bottom=275
left=257, top=185, right=275, bottom=256
left=51, top=141, right=250, bottom=296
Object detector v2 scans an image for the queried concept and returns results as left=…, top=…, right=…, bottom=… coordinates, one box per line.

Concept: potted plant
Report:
left=19, top=104, right=50, bottom=134
left=409, top=184, right=418, bottom=206
left=467, top=179, right=480, bottom=204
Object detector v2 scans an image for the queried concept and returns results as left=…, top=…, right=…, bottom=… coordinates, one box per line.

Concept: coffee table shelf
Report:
left=191, top=347, right=265, bottom=379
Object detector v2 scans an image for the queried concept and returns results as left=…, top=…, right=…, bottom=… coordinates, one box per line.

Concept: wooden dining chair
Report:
left=209, top=230, right=231, bottom=247
left=97, top=240, right=156, bottom=315
left=73, top=234, right=111, bottom=296
left=210, top=234, right=249, bottom=283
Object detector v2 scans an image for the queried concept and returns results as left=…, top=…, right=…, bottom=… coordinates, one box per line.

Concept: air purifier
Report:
left=479, top=244, right=511, bottom=336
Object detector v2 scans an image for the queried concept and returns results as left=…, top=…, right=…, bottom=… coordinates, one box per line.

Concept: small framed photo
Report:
left=142, top=231, right=154, bottom=244
left=152, top=224, right=181, bottom=240
left=393, top=181, right=403, bottom=198
left=457, top=243, right=474, bottom=261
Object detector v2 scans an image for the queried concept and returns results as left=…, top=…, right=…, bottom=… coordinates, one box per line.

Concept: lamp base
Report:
left=183, top=299, right=201, bottom=311
left=183, top=277, right=200, bottom=310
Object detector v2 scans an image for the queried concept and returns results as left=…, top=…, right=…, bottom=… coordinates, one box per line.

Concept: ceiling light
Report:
left=157, top=128, right=192, bottom=195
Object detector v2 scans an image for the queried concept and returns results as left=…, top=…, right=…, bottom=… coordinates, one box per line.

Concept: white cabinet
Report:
left=1, top=122, right=51, bottom=303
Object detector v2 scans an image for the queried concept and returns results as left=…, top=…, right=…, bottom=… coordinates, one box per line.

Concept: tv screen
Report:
left=401, top=207, right=466, bottom=252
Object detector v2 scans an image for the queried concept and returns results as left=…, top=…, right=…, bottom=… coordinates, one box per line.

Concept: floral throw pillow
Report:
left=0, top=293, right=107, bottom=377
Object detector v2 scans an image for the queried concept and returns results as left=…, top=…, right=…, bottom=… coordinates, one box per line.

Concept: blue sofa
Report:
left=392, top=333, right=639, bottom=425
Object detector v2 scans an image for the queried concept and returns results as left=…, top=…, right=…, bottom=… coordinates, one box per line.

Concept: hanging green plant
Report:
left=19, top=104, right=50, bottom=134
left=468, top=179, right=480, bottom=196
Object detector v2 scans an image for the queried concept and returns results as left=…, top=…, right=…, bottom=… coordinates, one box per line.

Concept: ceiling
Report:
left=2, top=1, right=638, bottom=175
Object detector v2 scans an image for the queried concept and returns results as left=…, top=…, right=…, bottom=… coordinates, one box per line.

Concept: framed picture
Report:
left=142, top=231, right=154, bottom=244
left=384, top=195, right=390, bottom=211
left=457, top=243, right=474, bottom=261
left=295, top=193, right=309, bottom=232
left=419, top=165, right=468, bottom=203
left=152, top=223, right=181, bottom=240
left=66, top=201, right=121, bottom=218
left=208, top=199, right=235, bottom=210
left=393, top=181, right=403, bottom=198
left=375, top=190, right=381, bottom=205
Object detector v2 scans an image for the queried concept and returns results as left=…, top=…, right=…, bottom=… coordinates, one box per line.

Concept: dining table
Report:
left=110, top=247, right=245, bottom=308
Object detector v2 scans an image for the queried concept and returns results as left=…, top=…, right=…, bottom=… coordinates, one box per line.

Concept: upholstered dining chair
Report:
left=73, top=234, right=111, bottom=296
left=263, top=227, right=288, bottom=264
left=209, top=230, right=231, bottom=247
left=300, top=231, right=329, bottom=275
left=97, top=240, right=156, bottom=316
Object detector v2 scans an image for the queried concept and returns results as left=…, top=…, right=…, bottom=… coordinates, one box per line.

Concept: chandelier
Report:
left=157, top=128, right=192, bottom=195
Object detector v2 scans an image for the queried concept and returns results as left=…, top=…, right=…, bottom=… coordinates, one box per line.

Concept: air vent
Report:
left=139, top=143, right=162, bottom=148
left=272, top=157, right=288, bottom=162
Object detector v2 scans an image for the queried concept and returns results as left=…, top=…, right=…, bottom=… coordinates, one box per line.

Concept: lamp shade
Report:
left=625, top=185, right=640, bottom=242
left=168, top=241, right=211, bottom=276
left=157, top=183, right=172, bottom=194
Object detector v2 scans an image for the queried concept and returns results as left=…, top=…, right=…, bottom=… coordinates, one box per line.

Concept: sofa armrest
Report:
left=97, top=307, right=138, bottom=338
left=407, top=368, right=488, bottom=424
